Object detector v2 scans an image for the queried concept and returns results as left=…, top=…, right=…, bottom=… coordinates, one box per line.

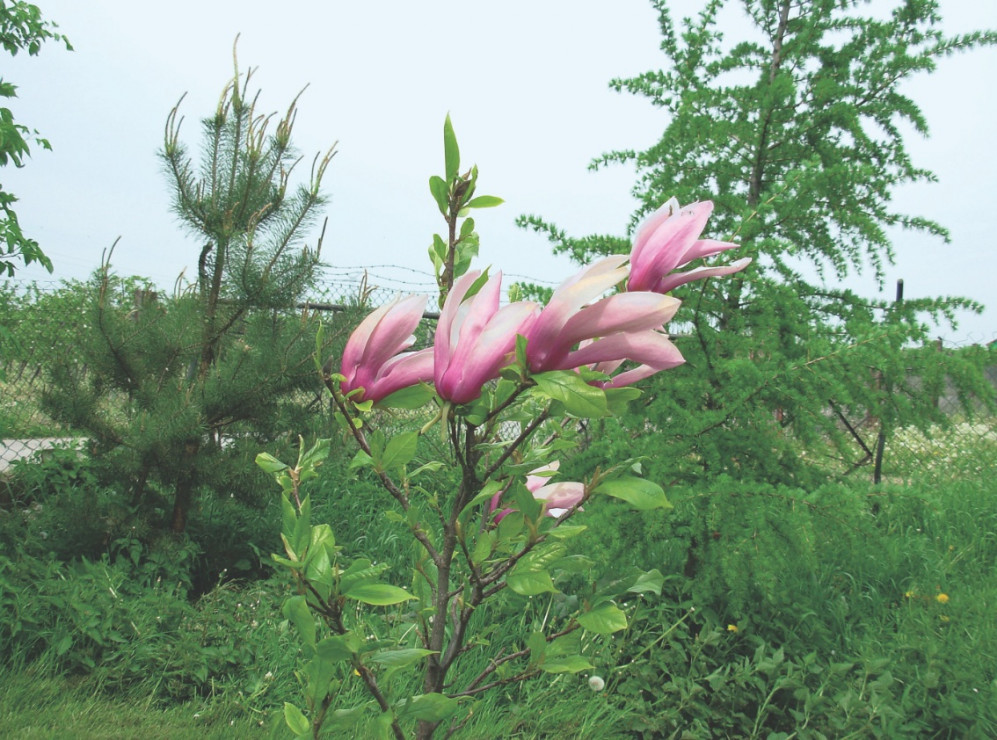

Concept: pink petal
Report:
left=630, top=197, right=680, bottom=267
left=526, top=256, right=629, bottom=371
left=533, top=481, right=585, bottom=511
left=359, top=294, right=427, bottom=379
left=560, top=330, right=685, bottom=373
left=559, top=293, right=681, bottom=350
left=365, top=348, right=435, bottom=401
left=601, top=363, right=666, bottom=389
left=438, top=273, right=502, bottom=393
left=442, top=300, right=538, bottom=404
left=525, top=461, right=560, bottom=493
left=653, top=257, right=752, bottom=294
left=342, top=294, right=427, bottom=392
left=341, top=301, right=392, bottom=385
left=629, top=201, right=713, bottom=290
left=681, top=238, right=741, bottom=264
left=434, top=271, right=481, bottom=388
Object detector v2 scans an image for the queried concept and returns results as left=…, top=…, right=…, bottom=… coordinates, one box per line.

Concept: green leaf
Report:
left=511, top=480, right=543, bottom=521
left=541, top=655, right=595, bottom=674
left=255, top=452, right=288, bottom=475
left=429, top=175, right=449, bottom=215
left=338, top=558, right=388, bottom=594
left=515, top=333, right=529, bottom=370
left=507, top=568, right=556, bottom=596
left=431, top=233, right=447, bottom=263
left=460, top=479, right=504, bottom=517
left=350, top=449, right=374, bottom=471
left=316, top=634, right=357, bottom=662
left=553, top=554, right=595, bottom=573
left=594, top=477, right=672, bottom=511
left=292, top=495, right=313, bottom=554
left=444, top=114, right=460, bottom=182
left=577, top=603, right=628, bottom=634
left=532, top=371, right=608, bottom=418
left=465, top=195, right=504, bottom=209
left=370, top=648, right=437, bottom=668
left=496, top=510, right=525, bottom=541
left=283, top=595, right=316, bottom=648
left=284, top=702, right=311, bottom=736
left=304, top=543, right=332, bottom=591
left=547, top=631, right=581, bottom=657
left=526, top=630, right=546, bottom=663
left=547, top=524, right=588, bottom=540
left=628, top=568, right=665, bottom=596
left=325, top=704, right=370, bottom=731
left=378, top=383, right=435, bottom=410
left=471, top=530, right=495, bottom=566
left=280, top=493, right=298, bottom=542
left=519, top=542, right=567, bottom=572
left=368, top=431, right=386, bottom=467
left=299, top=437, right=330, bottom=472
left=381, top=431, right=419, bottom=471
left=398, top=692, right=459, bottom=722
left=605, top=386, right=642, bottom=414
left=345, top=583, right=417, bottom=605
left=409, top=460, right=446, bottom=478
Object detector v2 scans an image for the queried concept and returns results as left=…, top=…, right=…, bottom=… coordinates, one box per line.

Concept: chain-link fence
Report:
left=0, top=267, right=446, bottom=472
left=3, top=275, right=995, bottom=481
left=875, top=350, right=997, bottom=484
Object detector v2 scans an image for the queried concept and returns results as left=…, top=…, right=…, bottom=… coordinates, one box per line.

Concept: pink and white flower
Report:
left=491, top=461, right=585, bottom=522
left=524, top=257, right=685, bottom=386
left=628, top=198, right=751, bottom=294
left=434, top=270, right=539, bottom=404
left=339, top=294, right=434, bottom=403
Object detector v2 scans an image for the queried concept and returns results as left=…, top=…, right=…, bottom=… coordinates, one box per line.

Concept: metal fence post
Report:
left=873, top=278, right=904, bottom=485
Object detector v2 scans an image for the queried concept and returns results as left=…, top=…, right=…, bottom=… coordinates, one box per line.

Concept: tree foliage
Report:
left=0, top=0, right=71, bottom=277
left=521, top=0, right=996, bottom=483
left=42, top=55, right=339, bottom=533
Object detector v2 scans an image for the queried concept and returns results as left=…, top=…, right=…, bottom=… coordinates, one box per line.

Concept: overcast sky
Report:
left=5, top=0, right=996, bottom=345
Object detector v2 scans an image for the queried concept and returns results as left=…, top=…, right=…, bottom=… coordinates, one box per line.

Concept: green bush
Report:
left=563, top=474, right=997, bottom=737
left=0, top=544, right=298, bottom=707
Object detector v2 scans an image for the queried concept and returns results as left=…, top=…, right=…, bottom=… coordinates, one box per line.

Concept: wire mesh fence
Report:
left=0, top=268, right=433, bottom=472
left=2, top=274, right=995, bottom=481
left=875, top=358, right=997, bottom=484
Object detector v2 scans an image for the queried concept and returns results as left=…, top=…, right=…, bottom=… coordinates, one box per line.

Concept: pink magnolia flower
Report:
left=435, top=270, right=539, bottom=404
left=491, top=461, right=585, bottom=522
left=339, top=294, right=434, bottom=403
left=576, top=330, right=685, bottom=389
left=524, top=256, right=685, bottom=384
left=628, top=198, right=751, bottom=294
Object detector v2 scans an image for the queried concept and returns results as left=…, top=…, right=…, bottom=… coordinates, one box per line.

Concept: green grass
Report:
left=0, top=671, right=277, bottom=740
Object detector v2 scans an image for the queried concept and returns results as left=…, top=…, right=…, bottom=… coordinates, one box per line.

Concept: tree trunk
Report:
left=170, top=440, right=199, bottom=533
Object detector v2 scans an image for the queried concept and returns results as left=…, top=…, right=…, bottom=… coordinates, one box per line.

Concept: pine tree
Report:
left=521, top=0, right=996, bottom=482
left=44, top=56, right=337, bottom=532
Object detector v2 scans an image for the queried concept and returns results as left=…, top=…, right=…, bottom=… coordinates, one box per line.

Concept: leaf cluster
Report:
left=0, top=1, right=72, bottom=276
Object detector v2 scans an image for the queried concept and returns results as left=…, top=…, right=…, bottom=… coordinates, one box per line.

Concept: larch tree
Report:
left=521, top=0, right=996, bottom=483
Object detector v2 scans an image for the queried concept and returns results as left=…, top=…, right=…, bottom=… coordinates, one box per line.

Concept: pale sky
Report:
left=5, top=1, right=996, bottom=345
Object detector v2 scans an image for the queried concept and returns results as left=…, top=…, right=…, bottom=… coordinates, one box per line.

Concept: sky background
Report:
left=4, top=0, right=996, bottom=345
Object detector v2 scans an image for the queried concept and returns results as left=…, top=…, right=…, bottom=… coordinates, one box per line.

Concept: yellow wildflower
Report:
left=936, top=593, right=949, bottom=604
left=727, top=624, right=739, bottom=633
left=904, top=590, right=916, bottom=599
